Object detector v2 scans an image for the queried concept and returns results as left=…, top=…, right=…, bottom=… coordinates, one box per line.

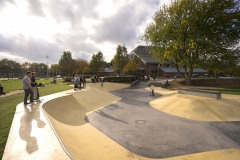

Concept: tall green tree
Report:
left=58, top=51, right=74, bottom=76
left=0, top=58, right=21, bottom=78
left=112, top=45, right=129, bottom=74
left=0, top=59, right=21, bottom=72
left=50, top=64, right=60, bottom=76
left=74, top=59, right=90, bottom=74
left=203, top=49, right=240, bottom=77
left=21, top=62, right=47, bottom=76
left=144, top=0, right=240, bottom=85
left=89, top=51, right=105, bottom=73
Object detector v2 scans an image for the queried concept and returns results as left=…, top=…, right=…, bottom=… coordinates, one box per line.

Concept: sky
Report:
left=0, top=0, right=172, bottom=65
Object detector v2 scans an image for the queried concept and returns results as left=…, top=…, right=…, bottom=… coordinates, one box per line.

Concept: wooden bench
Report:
left=178, top=88, right=221, bottom=100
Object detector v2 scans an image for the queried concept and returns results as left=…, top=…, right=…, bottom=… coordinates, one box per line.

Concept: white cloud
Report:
left=95, top=0, right=130, bottom=18
left=0, top=0, right=161, bottom=65
left=160, top=0, right=173, bottom=6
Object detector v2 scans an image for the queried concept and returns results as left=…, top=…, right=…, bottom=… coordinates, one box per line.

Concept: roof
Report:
left=160, top=67, right=208, bottom=73
left=99, top=67, right=115, bottom=73
left=130, top=45, right=159, bottom=65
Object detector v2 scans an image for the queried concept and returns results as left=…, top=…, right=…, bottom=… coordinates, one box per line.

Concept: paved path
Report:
left=87, top=82, right=240, bottom=158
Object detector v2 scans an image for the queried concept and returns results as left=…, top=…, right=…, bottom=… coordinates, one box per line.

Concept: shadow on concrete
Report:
left=19, top=104, right=45, bottom=153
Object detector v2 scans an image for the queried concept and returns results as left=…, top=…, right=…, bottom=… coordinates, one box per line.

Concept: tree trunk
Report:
left=185, top=75, right=192, bottom=86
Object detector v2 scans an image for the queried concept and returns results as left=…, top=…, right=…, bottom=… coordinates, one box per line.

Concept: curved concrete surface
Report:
left=151, top=88, right=240, bottom=121
left=42, top=82, right=240, bottom=160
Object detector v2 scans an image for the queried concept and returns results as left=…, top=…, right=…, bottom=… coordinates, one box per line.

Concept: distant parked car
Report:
left=174, top=74, right=183, bottom=79
left=192, top=74, right=199, bottom=78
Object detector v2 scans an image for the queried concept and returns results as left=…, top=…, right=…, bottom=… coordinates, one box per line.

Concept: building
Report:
left=129, top=45, right=160, bottom=76
left=159, top=67, right=208, bottom=78
left=129, top=45, right=208, bottom=77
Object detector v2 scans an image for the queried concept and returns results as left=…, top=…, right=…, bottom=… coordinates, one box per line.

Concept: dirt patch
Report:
left=0, top=90, right=23, bottom=98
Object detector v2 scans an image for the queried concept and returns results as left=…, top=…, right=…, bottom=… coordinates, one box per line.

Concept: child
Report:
left=101, top=77, right=105, bottom=87
left=150, top=84, right=155, bottom=96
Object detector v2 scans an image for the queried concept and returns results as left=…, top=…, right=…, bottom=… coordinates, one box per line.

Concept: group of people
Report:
left=22, top=71, right=40, bottom=105
left=139, top=74, right=156, bottom=81
left=74, top=75, right=86, bottom=90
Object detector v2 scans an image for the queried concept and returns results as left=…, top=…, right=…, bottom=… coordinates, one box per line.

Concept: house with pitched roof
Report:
left=129, top=45, right=160, bottom=76
left=129, top=45, right=208, bottom=77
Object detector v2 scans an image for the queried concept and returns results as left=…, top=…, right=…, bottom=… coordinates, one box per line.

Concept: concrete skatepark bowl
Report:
left=42, top=82, right=240, bottom=160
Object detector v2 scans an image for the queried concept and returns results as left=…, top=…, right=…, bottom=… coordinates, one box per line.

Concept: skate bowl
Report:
left=42, top=82, right=240, bottom=160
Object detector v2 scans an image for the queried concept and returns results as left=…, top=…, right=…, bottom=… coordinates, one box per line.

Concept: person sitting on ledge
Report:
left=0, top=84, right=6, bottom=95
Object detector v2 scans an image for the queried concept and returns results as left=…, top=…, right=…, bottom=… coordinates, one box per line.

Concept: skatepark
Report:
left=2, top=81, right=240, bottom=160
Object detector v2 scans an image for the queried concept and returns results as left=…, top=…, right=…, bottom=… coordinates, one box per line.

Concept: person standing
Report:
left=82, top=76, right=86, bottom=88
left=150, top=84, right=155, bottom=96
left=101, top=76, right=104, bottom=87
left=22, top=71, right=34, bottom=104
left=153, top=74, right=156, bottom=81
left=79, top=76, right=83, bottom=88
left=31, top=72, right=40, bottom=101
left=74, top=74, right=80, bottom=90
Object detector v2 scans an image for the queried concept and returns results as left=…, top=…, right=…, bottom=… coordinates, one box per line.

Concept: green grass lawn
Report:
left=0, top=78, right=64, bottom=93
left=0, top=82, right=72, bottom=159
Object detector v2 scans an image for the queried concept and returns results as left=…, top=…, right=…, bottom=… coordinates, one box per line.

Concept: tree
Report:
left=89, top=51, right=105, bottom=73
left=58, top=51, right=74, bottom=76
left=112, top=45, right=129, bottom=74
left=73, top=59, right=90, bottom=74
left=203, top=49, right=240, bottom=77
left=29, top=63, right=40, bottom=72
left=21, top=62, right=47, bottom=77
left=0, top=58, right=21, bottom=78
left=50, top=64, right=60, bottom=76
left=123, top=55, right=141, bottom=75
left=144, top=0, right=240, bottom=85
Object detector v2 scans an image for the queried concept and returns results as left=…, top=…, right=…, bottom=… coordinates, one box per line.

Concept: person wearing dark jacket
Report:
left=31, top=72, right=40, bottom=101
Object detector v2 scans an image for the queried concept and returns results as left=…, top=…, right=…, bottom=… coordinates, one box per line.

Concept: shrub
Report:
left=63, top=77, right=72, bottom=82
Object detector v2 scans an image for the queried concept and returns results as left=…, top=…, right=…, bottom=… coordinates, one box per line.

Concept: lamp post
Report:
left=11, top=66, right=14, bottom=79
left=46, top=56, right=49, bottom=77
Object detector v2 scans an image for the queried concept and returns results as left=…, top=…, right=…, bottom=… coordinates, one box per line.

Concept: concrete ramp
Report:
left=41, top=83, right=240, bottom=160
left=42, top=89, right=122, bottom=160
left=87, top=88, right=240, bottom=158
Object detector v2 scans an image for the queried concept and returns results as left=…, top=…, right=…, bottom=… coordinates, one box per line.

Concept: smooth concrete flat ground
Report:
left=42, top=81, right=240, bottom=160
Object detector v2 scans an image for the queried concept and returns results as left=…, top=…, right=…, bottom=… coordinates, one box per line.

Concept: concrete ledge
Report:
left=178, top=88, right=221, bottom=100
left=131, top=79, right=139, bottom=87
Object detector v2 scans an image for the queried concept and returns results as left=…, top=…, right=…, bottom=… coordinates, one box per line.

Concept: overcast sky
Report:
left=0, top=0, right=171, bottom=65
